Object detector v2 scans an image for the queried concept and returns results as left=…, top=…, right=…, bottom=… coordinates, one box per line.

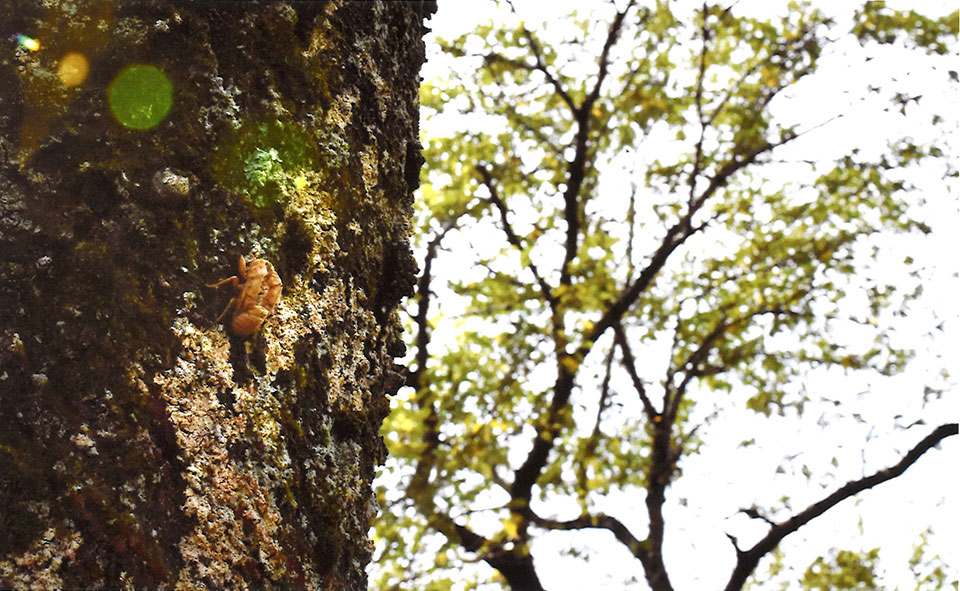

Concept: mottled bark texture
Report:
left=0, top=1, right=432, bottom=589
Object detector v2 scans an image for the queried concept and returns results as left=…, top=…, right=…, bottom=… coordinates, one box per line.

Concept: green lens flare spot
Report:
left=107, top=65, right=173, bottom=130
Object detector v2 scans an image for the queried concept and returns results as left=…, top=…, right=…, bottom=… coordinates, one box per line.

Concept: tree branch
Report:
left=723, top=423, right=959, bottom=591
left=533, top=507, right=676, bottom=591
left=532, top=510, right=650, bottom=563
left=585, top=122, right=808, bottom=353
left=576, top=347, right=616, bottom=496
left=558, top=2, right=633, bottom=287
left=505, top=3, right=636, bottom=525
left=613, top=321, right=659, bottom=419
left=406, top=231, right=544, bottom=587
left=476, top=164, right=557, bottom=307
left=664, top=315, right=729, bottom=423
left=690, top=2, right=712, bottom=199
left=510, top=367, right=576, bottom=507
left=502, top=102, right=564, bottom=158
left=625, top=176, right=639, bottom=283
left=643, top=418, right=677, bottom=591
left=585, top=0, right=636, bottom=109
left=404, top=229, right=446, bottom=498
left=406, top=206, right=482, bottom=500
left=505, top=1, right=577, bottom=112
left=450, top=521, right=546, bottom=591
left=408, top=228, right=449, bottom=390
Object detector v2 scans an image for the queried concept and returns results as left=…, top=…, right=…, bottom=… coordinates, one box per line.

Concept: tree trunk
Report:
left=0, top=1, right=432, bottom=589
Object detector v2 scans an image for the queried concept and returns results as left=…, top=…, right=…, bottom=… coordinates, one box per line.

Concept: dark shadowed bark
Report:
left=0, top=1, right=433, bottom=588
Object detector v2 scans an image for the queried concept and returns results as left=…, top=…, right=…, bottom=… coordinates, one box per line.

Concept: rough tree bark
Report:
left=0, top=1, right=433, bottom=589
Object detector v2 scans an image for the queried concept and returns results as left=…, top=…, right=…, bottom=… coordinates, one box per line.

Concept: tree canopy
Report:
left=372, top=2, right=958, bottom=590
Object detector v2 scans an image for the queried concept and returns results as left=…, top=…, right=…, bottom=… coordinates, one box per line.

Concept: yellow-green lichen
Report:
left=279, top=170, right=339, bottom=279
left=210, top=117, right=348, bottom=209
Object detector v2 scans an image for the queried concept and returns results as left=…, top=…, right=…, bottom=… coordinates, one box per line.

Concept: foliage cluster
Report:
left=374, top=2, right=958, bottom=590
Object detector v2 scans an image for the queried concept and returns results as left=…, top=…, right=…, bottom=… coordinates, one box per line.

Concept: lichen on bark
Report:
left=0, top=1, right=433, bottom=589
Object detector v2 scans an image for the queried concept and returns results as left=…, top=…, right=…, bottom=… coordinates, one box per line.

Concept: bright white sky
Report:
left=382, top=1, right=959, bottom=589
